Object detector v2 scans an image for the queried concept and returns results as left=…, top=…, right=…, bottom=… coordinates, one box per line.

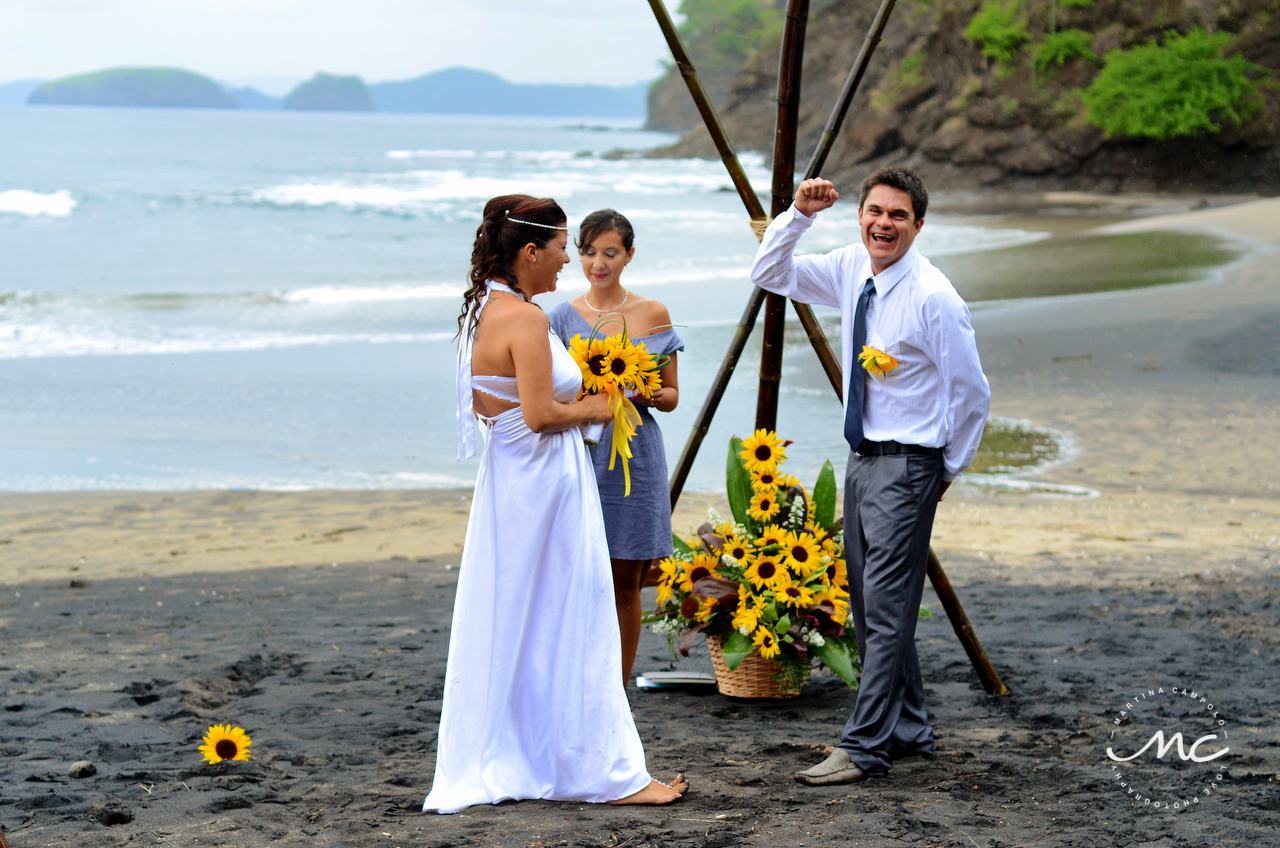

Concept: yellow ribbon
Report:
left=606, top=388, right=644, bottom=496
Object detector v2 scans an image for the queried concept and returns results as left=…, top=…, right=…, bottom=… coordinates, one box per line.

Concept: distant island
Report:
left=15, top=65, right=648, bottom=118
left=225, top=86, right=281, bottom=111
left=0, top=79, right=42, bottom=106
left=368, top=67, right=647, bottom=118
left=283, top=73, right=373, bottom=112
left=27, top=67, right=236, bottom=109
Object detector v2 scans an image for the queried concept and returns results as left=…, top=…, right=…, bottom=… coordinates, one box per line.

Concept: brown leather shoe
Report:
left=794, top=748, right=869, bottom=786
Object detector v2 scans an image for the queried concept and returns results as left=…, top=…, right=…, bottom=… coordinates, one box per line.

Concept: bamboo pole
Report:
left=644, top=0, right=767, bottom=224
left=646, top=0, right=778, bottom=506
left=656, top=0, right=884, bottom=506
left=802, top=0, right=899, bottom=182
left=668, top=286, right=768, bottom=507
left=0, top=825, right=10, bottom=848
left=644, top=0, right=1005, bottom=697
left=791, top=303, right=843, bottom=398
left=755, top=0, right=810, bottom=433
left=927, top=548, right=1010, bottom=695
left=787, top=0, right=903, bottom=402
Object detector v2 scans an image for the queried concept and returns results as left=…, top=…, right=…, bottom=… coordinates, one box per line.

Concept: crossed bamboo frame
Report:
left=646, top=0, right=1008, bottom=696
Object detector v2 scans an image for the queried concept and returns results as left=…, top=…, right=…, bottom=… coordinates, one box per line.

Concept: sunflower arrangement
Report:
left=567, top=315, right=669, bottom=496
left=645, top=431, right=860, bottom=690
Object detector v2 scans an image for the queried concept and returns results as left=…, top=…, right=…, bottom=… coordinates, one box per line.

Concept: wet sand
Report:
left=3, top=196, right=1280, bottom=845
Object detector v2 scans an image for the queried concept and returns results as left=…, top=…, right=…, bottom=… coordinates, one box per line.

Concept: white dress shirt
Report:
left=751, top=204, right=990, bottom=482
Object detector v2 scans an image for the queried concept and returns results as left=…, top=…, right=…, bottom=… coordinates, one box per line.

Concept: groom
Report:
left=751, top=167, right=990, bottom=784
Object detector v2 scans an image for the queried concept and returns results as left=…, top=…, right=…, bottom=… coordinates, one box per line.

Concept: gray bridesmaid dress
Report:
left=547, top=302, right=685, bottom=561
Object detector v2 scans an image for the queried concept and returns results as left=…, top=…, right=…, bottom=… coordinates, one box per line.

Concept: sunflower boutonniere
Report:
left=859, top=345, right=898, bottom=380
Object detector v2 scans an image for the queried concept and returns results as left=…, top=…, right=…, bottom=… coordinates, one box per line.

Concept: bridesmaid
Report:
left=548, top=209, right=683, bottom=685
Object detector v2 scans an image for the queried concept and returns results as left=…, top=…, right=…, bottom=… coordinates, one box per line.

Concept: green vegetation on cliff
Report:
left=964, top=0, right=1030, bottom=68
left=1033, top=29, right=1096, bottom=73
left=1084, top=28, right=1269, bottom=140
left=648, top=0, right=1280, bottom=193
left=27, top=67, right=235, bottom=109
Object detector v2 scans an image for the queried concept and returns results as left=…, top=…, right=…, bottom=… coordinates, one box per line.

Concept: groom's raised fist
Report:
left=795, top=178, right=839, bottom=217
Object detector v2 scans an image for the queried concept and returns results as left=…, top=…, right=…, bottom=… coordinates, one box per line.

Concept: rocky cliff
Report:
left=650, top=0, right=1280, bottom=194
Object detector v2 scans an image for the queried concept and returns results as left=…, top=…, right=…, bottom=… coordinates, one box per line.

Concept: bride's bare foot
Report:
left=607, top=775, right=687, bottom=805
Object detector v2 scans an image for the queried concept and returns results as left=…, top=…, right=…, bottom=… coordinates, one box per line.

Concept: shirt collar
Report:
left=868, top=244, right=918, bottom=297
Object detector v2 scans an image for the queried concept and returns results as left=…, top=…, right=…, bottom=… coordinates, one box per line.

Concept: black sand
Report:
left=2, top=556, right=1278, bottom=847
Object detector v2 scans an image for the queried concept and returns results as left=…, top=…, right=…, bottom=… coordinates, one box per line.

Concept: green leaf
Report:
left=776, top=614, right=791, bottom=634
left=725, top=436, right=754, bottom=527
left=812, top=637, right=859, bottom=688
left=722, top=629, right=754, bottom=672
left=672, top=533, right=694, bottom=556
left=813, top=459, right=837, bottom=530
left=918, top=605, right=933, bottom=620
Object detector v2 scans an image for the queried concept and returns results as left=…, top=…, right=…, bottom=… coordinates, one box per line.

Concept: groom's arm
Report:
left=925, top=290, right=991, bottom=483
left=750, top=182, right=846, bottom=309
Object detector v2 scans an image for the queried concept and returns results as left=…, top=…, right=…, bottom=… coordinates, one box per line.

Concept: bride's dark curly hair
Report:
left=457, top=194, right=567, bottom=338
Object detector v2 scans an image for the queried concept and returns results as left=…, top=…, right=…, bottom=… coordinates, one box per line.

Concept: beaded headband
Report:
left=501, top=209, right=567, bottom=230
left=507, top=217, right=568, bottom=231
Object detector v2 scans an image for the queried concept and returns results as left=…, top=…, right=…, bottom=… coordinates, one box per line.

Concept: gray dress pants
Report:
left=838, top=450, right=943, bottom=775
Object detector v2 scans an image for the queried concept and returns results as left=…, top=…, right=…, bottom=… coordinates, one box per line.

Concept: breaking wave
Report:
left=0, top=189, right=76, bottom=217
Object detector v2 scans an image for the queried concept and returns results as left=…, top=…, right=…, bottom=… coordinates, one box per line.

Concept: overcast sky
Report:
left=0, top=1, right=683, bottom=92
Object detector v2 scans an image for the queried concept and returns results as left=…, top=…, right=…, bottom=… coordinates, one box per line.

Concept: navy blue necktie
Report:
left=844, top=278, right=876, bottom=451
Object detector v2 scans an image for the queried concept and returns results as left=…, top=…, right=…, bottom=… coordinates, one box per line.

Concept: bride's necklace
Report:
left=584, top=288, right=628, bottom=317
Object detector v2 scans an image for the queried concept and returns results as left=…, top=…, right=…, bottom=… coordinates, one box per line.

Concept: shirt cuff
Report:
left=942, top=470, right=959, bottom=483
left=786, top=203, right=817, bottom=227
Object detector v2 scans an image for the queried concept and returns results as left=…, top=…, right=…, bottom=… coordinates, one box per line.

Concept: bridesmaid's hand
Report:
left=638, top=387, right=670, bottom=411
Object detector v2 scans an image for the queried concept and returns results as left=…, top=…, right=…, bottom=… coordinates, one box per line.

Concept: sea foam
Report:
left=282, top=283, right=465, bottom=304
left=0, top=189, right=76, bottom=217
left=0, top=324, right=452, bottom=360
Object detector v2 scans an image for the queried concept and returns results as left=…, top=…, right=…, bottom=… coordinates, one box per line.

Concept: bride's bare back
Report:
left=470, top=288, right=611, bottom=433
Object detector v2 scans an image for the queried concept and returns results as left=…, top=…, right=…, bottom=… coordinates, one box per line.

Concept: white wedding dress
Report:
left=424, top=281, right=651, bottom=814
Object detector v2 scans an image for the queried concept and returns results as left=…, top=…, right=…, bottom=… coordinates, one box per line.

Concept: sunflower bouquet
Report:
left=567, top=316, right=669, bottom=496
left=645, top=430, right=861, bottom=690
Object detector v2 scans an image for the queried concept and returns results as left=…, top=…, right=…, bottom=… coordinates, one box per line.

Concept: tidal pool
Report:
left=935, top=229, right=1239, bottom=303
left=969, top=418, right=1061, bottom=475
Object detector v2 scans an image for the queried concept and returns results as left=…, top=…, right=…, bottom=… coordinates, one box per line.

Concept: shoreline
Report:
left=3, top=481, right=1275, bottom=591
left=5, top=198, right=1280, bottom=590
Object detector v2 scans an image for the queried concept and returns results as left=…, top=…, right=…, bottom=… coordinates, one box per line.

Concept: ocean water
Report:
left=0, top=106, right=1201, bottom=493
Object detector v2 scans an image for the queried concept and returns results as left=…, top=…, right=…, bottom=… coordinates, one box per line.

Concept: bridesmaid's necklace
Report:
left=584, top=288, right=629, bottom=317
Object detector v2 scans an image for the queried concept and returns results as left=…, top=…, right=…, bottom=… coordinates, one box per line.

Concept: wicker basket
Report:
left=706, top=633, right=808, bottom=699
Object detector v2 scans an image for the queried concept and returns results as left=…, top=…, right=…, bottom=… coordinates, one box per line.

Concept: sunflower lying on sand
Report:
left=567, top=314, right=670, bottom=496
left=644, top=432, right=859, bottom=690
left=200, top=724, right=252, bottom=764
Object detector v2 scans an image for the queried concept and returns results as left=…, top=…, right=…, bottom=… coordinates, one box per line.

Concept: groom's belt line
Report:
left=856, top=440, right=940, bottom=457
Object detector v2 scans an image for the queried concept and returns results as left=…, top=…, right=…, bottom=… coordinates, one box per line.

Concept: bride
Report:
left=423, top=194, right=687, bottom=813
